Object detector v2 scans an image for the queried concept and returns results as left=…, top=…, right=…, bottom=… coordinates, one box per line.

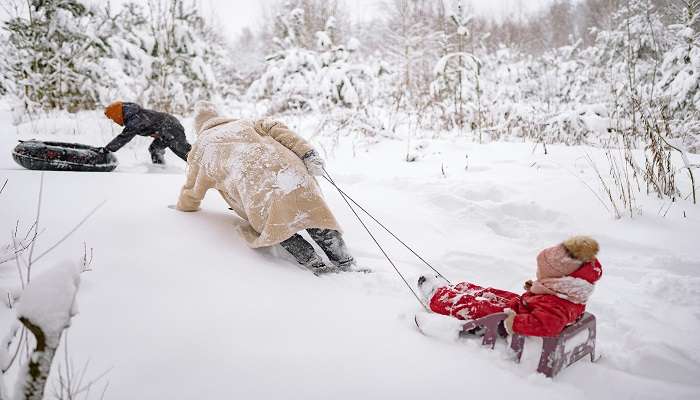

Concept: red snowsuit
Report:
left=429, top=260, right=603, bottom=337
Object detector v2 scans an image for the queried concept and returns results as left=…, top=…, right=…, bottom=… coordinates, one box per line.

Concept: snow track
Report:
left=1, top=110, right=699, bottom=399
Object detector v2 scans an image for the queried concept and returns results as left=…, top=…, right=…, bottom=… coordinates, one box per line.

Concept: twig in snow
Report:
left=31, top=200, right=107, bottom=266
left=586, top=154, right=621, bottom=219
left=1, top=326, right=26, bottom=374
left=80, top=243, right=94, bottom=273
left=26, top=172, right=44, bottom=283
left=53, top=333, right=111, bottom=400
left=563, top=155, right=614, bottom=216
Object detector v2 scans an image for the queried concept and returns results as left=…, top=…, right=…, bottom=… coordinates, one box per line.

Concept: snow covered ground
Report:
left=1, top=106, right=699, bottom=399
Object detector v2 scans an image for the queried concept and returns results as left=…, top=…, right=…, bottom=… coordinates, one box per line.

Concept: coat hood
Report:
left=104, top=101, right=124, bottom=126
left=105, top=101, right=143, bottom=126
left=122, top=102, right=142, bottom=121
left=193, top=101, right=223, bottom=134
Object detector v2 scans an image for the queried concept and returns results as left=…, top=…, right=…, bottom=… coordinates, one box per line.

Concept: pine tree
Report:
left=141, top=0, right=218, bottom=114
left=99, top=0, right=220, bottom=114
left=382, top=0, right=442, bottom=111
left=3, top=0, right=110, bottom=113
left=432, top=0, right=482, bottom=133
left=247, top=1, right=366, bottom=112
left=246, top=3, right=319, bottom=112
left=659, top=0, right=700, bottom=114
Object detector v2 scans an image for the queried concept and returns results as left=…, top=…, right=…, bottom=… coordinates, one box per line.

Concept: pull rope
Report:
left=322, top=168, right=431, bottom=311
left=321, top=170, right=450, bottom=284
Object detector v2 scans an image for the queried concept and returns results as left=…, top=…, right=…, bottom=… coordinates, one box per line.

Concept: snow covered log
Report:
left=14, top=262, right=81, bottom=400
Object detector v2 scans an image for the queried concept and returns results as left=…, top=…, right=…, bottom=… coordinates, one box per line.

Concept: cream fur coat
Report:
left=176, top=101, right=341, bottom=248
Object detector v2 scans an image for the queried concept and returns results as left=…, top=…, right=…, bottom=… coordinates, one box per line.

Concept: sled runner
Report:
left=12, top=140, right=118, bottom=172
left=415, top=311, right=597, bottom=378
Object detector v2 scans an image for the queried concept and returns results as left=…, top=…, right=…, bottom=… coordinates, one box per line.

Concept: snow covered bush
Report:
left=1, top=243, right=81, bottom=400
left=542, top=105, right=610, bottom=145
left=315, top=23, right=370, bottom=108
left=102, top=0, right=220, bottom=114
left=2, top=0, right=110, bottom=114
left=247, top=47, right=319, bottom=113
left=0, top=0, right=225, bottom=117
left=430, top=0, right=484, bottom=133
left=12, top=262, right=81, bottom=400
left=247, top=4, right=368, bottom=113
left=657, top=0, right=700, bottom=150
left=659, top=12, right=700, bottom=115
left=0, top=179, right=104, bottom=400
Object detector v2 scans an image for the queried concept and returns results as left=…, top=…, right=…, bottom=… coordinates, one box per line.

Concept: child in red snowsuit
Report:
left=418, top=236, right=603, bottom=337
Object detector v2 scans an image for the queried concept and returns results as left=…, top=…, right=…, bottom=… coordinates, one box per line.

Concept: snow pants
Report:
left=429, top=282, right=520, bottom=321
left=280, top=228, right=354, bottom=268
left=149, top=134, right=191, bottom=164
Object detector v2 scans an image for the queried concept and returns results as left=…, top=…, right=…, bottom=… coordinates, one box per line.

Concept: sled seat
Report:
left=461, top=312, right=597, bottom=378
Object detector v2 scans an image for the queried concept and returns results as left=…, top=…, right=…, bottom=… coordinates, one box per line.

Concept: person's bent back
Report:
left=102, top=101, right=191, bottom=164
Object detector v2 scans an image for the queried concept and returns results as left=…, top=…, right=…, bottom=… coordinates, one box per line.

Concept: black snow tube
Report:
left=12, top=140, right=118, bottom=172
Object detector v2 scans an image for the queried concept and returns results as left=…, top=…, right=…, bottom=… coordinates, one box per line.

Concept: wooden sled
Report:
left=460, top=312, right=597, bottom=378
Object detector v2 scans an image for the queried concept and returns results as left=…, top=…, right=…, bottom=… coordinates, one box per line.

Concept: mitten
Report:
left=303, top=150, right=325, bottom=176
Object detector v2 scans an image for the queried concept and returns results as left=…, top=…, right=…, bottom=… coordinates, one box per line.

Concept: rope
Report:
left=320, top=173, right=450, bottom=284
left=322, top=167, right=429, bottom=311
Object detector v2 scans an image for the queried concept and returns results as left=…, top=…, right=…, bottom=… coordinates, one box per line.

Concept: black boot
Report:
left=149, top=138, right=167, bottom=164
left=280, top=234, right=335, bottom=274
left=307, top=228, right=356, bottom=270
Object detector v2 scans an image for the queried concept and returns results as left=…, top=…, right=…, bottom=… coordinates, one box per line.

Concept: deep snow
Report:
left=1, top=108, right=699, bottom=399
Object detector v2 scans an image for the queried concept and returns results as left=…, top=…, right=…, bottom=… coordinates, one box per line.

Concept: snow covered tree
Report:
left=653, top=1, right=700, bottom=151
left=95, top=0, right=222, bottom=114
left=226, top=27, right=265, bottom=99
left=381, top=0, right=442, bottom=111
left=262, top=0, right=350, bottom=52
left=432, top=0, right=483, bottom=134
left=587, top=0, right=670, bottom=138
left=315, top=18, right=368, bottom=108
left=247, top=2, right=367, bottom=113
left=659, top=0, right=700, bottom=114
left=246, top=3, right=319, bottom=112
left=96, top=3, right=154, bottom=104
left=141, top=0, right=218, bottom=114
left=2, top=0, right=110, bottom=114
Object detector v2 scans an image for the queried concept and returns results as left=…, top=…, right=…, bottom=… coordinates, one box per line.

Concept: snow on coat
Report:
left=177, top=102, right=341, bottom=248
left=428, top=260, right=603, bottom=337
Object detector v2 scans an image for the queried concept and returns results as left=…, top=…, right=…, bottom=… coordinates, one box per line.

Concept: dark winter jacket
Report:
left=105, top=103, right=187, bottom=152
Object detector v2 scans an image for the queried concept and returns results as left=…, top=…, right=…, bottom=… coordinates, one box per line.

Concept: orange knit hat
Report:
left=104, top=101, right=124, bottom=126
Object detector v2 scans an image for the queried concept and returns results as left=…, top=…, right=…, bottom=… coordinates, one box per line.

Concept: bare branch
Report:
left=31, top=200, right=107, bottom=266
left=52, top=333, right=111, bottom=400
left=26, top=172, right=45, bottom=283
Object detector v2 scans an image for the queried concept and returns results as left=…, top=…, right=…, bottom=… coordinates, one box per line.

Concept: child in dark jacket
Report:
left=101, top=101, right=191, bottom=164
left=418, top=236, right=602, bottom=337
